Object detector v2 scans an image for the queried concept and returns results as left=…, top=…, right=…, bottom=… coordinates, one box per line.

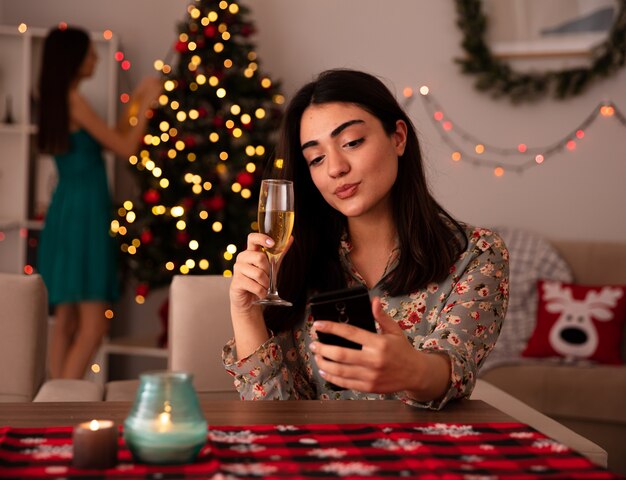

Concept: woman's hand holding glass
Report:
left=230, top=233, right=294, bottom=312
left=231, top=179, right=295, bottom=310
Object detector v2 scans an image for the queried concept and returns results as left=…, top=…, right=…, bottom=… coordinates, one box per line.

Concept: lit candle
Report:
left=157, top=410, right=173, bottom=433
left=72, top=419, right=118, bottom=469
left=123, top=371, right=208, bottom=464
left=124, top=406, right=206, bottom=464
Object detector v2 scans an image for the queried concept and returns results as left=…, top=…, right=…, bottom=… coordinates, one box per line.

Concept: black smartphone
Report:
left=309, top=286, right=377, bottom=350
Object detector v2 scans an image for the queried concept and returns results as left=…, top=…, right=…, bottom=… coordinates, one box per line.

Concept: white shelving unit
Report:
left=0, top=24, right=118, bottom=274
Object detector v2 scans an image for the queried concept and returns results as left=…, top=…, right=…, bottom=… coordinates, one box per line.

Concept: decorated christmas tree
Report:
left=114, top=0, right=284, bottom=301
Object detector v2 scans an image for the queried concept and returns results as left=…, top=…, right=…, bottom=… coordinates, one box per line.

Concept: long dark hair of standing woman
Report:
left=265, top=69, right=467, bottom=332
left=38, top=26, right=90, bottom=155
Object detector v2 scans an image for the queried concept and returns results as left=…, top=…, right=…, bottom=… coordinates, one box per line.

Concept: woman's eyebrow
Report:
left=301, top=119, right=364, bottom=150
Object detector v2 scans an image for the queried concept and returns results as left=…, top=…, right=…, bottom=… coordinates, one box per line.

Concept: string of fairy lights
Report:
left=403, top=86, right=626, bottom=176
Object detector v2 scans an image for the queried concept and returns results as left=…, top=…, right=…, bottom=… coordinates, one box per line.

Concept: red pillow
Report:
left=522, top=280, right=626, bottom=365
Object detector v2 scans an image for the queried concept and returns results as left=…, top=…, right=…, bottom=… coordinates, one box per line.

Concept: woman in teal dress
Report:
left=37, top=26, right=161, bottom=379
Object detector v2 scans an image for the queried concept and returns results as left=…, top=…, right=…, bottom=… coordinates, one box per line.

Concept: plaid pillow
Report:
left=480, top=227, right=573, bottom=372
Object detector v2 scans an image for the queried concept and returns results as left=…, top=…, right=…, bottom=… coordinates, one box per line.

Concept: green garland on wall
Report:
left=454, top=0, right=626, bottom=102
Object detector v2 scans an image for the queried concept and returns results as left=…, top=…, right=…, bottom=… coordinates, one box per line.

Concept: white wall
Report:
left=3, top=0, right=624, bottom=243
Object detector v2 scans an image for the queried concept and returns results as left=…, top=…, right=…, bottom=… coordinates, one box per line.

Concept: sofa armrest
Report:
left=472, top=379, right=607, bottom=468
left=33, top=379, right=104, bottom=402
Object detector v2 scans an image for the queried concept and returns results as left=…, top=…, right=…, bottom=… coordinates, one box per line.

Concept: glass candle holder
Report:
left=123, top=371, right=207, bottom=464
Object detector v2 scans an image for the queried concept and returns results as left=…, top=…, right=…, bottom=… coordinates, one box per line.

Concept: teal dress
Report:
left=38, top=129, right=119, bottom=305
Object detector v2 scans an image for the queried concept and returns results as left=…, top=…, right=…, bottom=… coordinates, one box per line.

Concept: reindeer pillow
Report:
left=523, top=280, right=626, bottom=364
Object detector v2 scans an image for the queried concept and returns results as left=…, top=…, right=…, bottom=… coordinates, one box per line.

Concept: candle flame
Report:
left=89, top=420, right=100, bottom=431
left=157, top=411, right=172, bottom=432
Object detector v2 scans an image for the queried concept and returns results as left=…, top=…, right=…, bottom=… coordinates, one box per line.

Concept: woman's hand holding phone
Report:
left=311, top=296, right=427, bottom=394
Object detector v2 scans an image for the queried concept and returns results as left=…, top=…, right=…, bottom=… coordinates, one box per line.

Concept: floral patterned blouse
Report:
left=222, top=224, right=509, bottom=410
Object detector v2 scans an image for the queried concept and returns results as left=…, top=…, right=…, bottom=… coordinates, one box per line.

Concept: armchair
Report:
left=35, top=274, right=238, bottom=401
left=0, top=273, right=48, bottom=402
left=104, top=274, right=237, bottom=401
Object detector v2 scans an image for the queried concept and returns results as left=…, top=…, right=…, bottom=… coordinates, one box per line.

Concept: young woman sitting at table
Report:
left=223, top=69, right=509, bottom=409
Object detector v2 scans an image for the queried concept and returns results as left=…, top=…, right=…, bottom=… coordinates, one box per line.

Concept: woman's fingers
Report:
left=233, top=233, right=273, bottom=289
left=310, top=340, right=361, bottom=364
left=314, top=354, right=377, bottom=391
left=233, top=255, right=269, bottom=287
left=247, top=233, right=274, bottom=251
left=235, top=249, right=270, bottom=272
left=232, top=272, right=269, bottom=301
left=230, top=233, right=274, bottom=307
left=372, top=297, right=403, bottom=334
left=313, top=320, right=378, bottom=349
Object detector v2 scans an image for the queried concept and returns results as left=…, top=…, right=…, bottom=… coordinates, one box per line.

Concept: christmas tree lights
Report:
left=113, top=0, right=283, bottom=301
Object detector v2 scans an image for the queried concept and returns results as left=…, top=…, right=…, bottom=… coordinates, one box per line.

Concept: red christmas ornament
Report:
left=206, top=196, right=225, bottom=211
left=175, top=40, right=188, bottom=53
left=176, top=231, right=190, bottom=244
left=184, top=136, right=196, bottom=148
left=240, top=24, right=255, bottom=37
left=143, top=188, right=160, bottom=204
left=213, top=116, right=224, bottom=128
left=140, top=230, right=154, bottom=244
left=136, top=283, right=150, bottom=297
left=203, top=25, right=217, bottom=37
left=236, top=172, right=254, bottom=187
left=182, top=197, right=195, bottom=210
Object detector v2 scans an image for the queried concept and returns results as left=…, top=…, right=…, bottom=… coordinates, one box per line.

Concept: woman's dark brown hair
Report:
left=38, top=26, right=90, bottom=154
left=265, top=69, right=468, bottom=331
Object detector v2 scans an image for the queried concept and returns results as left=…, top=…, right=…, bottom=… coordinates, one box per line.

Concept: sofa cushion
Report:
left=105, top=379, right=140, bottom=402
left=481, top=363, right=626, bottom=425
left=523, top=281, right=626, bottom=364
left=482, top=227, right=573, bottom=371
left=104, top=378, right=239, bottom=401
left=33, top=379, right=104, bottom=402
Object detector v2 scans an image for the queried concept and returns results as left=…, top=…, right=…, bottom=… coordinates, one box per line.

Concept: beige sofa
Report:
left=481, top=239, right=626, bottom=475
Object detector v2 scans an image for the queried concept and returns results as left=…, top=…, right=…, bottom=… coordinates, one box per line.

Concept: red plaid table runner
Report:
left=0, top=422, right=622, bottom=479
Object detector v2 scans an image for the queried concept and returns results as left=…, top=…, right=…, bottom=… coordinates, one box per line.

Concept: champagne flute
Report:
left=254, top=179, right=294, bottom=306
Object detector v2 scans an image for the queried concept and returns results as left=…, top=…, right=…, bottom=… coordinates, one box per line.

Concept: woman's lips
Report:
left=335, top=183, right=359, bottom=199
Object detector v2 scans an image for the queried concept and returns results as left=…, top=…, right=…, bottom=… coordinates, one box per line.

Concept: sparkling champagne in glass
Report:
left=254, top=179, right=294, bottom=306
